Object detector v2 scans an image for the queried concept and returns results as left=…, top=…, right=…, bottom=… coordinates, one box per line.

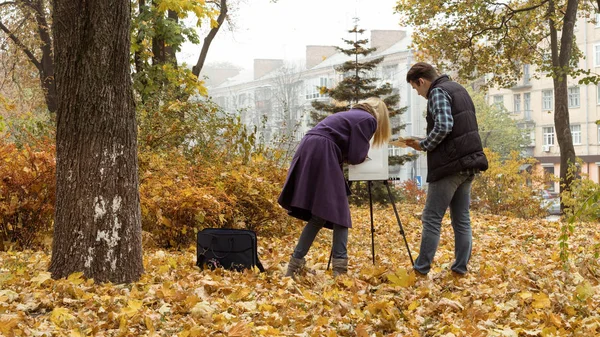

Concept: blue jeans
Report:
left=292, top=215, right=349, bottom=259
left=414, top=172, right=474, bottom=275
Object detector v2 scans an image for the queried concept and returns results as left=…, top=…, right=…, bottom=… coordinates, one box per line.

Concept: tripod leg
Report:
left=385, top=181, right=414, bottom=266
left=368, top=181, right=375, bottom=264
left=327, top=248, right=332, bottom=270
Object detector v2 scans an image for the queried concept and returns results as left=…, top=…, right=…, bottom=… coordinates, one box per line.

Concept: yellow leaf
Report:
left=189, top=326, right=204, bottom=337
left=70, top=329, right=84, bottom=337
left=31, top=272, right=52, bottom=286
left=0, top=316, right=20, bottom=335
left=564, top=306, right=576, bottom=316
left=145, top=316, right=155, bottom=335
left=518, top=291, right=532, bottom=300
left=227, top=321, right=252, bottom=337
left=407, top=300, right=420, bottom=311
left=229, top=288, right=252, bottom=301
left=356, top=324, right=369, bottom=337
left=541, top=326, right=557, bottom=337
left=314, top=316, right=329, bottom=326
left=575, top=281, right=594, bottom=301
left=67, top=272, right=85, bottom=285
left=121, top=299, right=143, bottom=317
left=547, top=313, right=561, bottom=327
left=50, top=307, right=75, bottom=327
left=387, top=268, right=416, bottom=287
left=532, top=293, right=551, bottom=309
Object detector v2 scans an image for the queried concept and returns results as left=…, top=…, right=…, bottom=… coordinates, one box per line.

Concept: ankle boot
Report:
left=285, top=256, right=306, bottom=278
left=332, top=258, right=348, bottom=277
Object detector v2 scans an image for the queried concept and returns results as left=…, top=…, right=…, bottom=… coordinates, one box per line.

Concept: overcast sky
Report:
left=179, top=0, right=406, bottom=70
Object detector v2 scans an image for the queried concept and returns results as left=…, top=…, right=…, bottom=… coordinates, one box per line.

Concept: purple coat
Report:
left=277, top=109, right=377, bottom=228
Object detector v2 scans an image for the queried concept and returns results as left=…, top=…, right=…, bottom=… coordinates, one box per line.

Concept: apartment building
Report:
left=487, top=17, right=600, bottom=187
left=206, top=30, right=428, bottom=183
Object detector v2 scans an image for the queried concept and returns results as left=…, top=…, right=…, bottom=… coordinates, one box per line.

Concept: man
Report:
left=405, top=62, right=488, bottom=276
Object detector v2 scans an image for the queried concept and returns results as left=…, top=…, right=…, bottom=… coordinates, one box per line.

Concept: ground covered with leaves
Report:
left=1, top=205, right=599, bottom=336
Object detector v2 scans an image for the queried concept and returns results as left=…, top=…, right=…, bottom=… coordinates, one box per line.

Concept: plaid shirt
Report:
left=420, top=87, right=479, bottom=176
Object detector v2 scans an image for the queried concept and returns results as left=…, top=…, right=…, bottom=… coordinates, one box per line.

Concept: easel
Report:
left=327, top=179, right=414, bottom=269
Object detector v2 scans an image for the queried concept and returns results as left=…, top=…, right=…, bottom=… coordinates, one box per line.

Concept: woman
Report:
left=278, top=97, right=392, bottom=277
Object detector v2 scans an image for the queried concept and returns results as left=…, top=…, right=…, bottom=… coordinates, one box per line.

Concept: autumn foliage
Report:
left=0, top=136, right=55, bottom=250
left=0, top=206, right=599, bottom=336
left=139, top=150, right=290, bottom=248
left=471, top=149, right=550, bottom=218
left=0, top=100, right=293, bottom=250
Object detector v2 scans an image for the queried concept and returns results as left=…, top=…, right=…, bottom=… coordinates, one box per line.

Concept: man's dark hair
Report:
left=406, top=62, right=439, bottom=83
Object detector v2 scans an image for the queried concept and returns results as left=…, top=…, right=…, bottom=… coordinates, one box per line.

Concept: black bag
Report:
left=196, top=228, right=265, bottom=272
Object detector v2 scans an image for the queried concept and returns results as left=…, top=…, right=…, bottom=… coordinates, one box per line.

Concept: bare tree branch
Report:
left=192, top=0, right=227, bottom=77
left=0, top=19, right=41, bottom=70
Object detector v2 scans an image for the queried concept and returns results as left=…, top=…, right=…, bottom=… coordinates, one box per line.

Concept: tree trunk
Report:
left=192, top=0, right=228, bottom=77
left=555, top=0, right=578, bottom=198
left=548, top=0, right=578, bottom=213
left=50, top=0, right=143, bottom=283
left=32, top=0, right=57, bottom=114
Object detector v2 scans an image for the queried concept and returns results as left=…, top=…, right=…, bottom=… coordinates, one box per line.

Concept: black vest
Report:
left=425, top=75, right=488, bottom=182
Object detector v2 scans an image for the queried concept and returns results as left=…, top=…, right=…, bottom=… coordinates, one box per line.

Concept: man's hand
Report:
left=405, top=138, right=423, bottom=151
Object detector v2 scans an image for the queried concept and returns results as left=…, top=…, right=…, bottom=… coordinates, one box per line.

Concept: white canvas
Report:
left=348, top=141, right=389, bottom=181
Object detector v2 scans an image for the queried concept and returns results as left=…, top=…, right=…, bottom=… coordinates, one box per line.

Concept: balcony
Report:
left=510, top=83, right=532, bottom=90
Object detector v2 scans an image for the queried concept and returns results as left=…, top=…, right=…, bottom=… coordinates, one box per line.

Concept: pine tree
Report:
left=308, top=23, right=415, bottom=205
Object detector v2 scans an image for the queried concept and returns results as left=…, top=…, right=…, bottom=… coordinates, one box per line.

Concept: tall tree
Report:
left=0, top=0, right=56, bottom=113
left=310, top=24, right=411, bottom=163
left=309, top=24, right=413, bottom=204
left=310, top=25, right=403, bottom=126
left=470, top=88, right=530, bottom=158
left=395, top=0, right=594, bottom=205
left=49, top=0, right=143, bottom=283
left=271, top=63, right=303, bottom=141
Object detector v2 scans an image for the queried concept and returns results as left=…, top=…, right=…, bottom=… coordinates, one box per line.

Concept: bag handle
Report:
left=208, top=235, right=234, bottom=259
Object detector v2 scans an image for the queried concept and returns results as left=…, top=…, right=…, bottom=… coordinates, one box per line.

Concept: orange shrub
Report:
left=397, top=179, right=426, bottom=205
left=0, top=136, right=55, bottom=249
left=139, top=150, right=291, bottom=248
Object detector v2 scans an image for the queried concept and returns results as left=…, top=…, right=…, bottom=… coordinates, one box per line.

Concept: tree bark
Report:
left=192, top=0, right=227, bottom=77
left=50, top=0, right=143, bottom=283
left=31, top=0, right=57, bottom=114
left=549, top=0, right=578, bottom=207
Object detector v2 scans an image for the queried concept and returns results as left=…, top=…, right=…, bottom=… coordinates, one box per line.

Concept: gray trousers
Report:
left=414, top=172, right=474, bottom=275
left=292, top=215, right=349, bottom=259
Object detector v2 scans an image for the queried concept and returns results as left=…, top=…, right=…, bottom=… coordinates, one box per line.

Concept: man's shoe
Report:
left=413, top=269, right=427, bottom=277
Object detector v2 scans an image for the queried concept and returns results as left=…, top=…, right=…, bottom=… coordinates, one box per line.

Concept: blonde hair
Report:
left=355, top=97, right=391, bottom=147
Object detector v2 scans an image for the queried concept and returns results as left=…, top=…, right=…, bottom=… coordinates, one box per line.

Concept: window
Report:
left=595, top=44, right=600, bottom=67
left=570, top=125, right=582, bottom=145
left=305, top=77, right=331, bottom=99
left=543, top=126, right=555, bottom=146
left=542, top=90, right=553, bottom=110
left=598, top=125, right=600, bottom=144
left=493, top=95, right=504, bottom=107
left=543, top=166, right=555, bottom=192
left=523, top=92, right=531, bottom=119
left=596, top=13, right=600, bottom=27
left=383, top=64, right=397, bottom=82
left=568, top=87, right=580, bottom=108
left=513, top=94, right=521, bottom=114
left=523, top=64, right=531, bottom=84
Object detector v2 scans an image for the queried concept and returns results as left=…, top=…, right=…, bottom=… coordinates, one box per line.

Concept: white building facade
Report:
left=487, top=17, right=600, bottom=187
left=207, top=30, right=429, bottom=184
